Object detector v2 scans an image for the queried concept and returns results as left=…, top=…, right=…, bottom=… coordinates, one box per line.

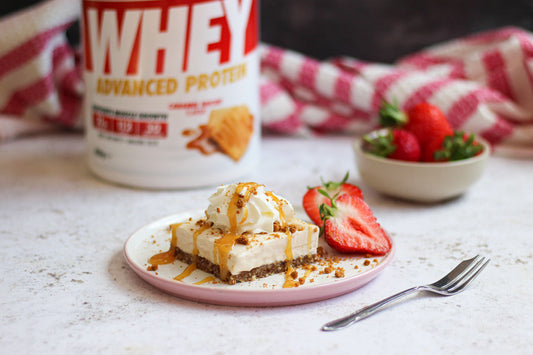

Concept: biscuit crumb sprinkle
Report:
left=235, top=236, right=249, bottom=245
left=334, top=269, right=345, bottom=278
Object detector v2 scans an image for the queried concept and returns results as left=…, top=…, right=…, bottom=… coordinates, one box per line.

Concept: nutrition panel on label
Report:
left=92, top=106, right=168, bottom=139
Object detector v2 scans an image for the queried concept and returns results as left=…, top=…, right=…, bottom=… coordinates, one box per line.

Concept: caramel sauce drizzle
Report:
left=264, top=191, right=299, bottom=288
left=239, top=206, right=248, bottom=225
left=284, top=230, right=294, bottom=262
left=173, top=223, right=211, bottom=281
left=148, top=249, right=175, bottom=265
left=214, top=182, right=260, bottom=280
left=148, top=222, right=211, bottom=283
left=265, top=191, right=286, bottom=225
left=194, top=276, right=215, bottom=285
left=148, top=223, right=182, bottom=265
left=214, top=232, right=239, bottom=281
left=174, top=263, right=197, bottom=281
left=307, top=225, right=313, bottom=255
left=283, top=231, right=299, bottom=288
left=193, top=224, right=210, bottom=256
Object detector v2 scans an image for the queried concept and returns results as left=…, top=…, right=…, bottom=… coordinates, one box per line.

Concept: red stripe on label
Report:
left=156, top=49, right=165, bottom=74
left=244, top=0, right=259, bottom=54
left=182, top=5, right=193, bottom=72
left=140, top=121, right=168, bottom=138
left=207, top=15, right=231, bottom=64
left=83, top=0, right=258, bottom=74
left=126, top=19, right=142, bottom=75
left=114, top=118, right=139, bottom=135
left=92, top=112, right=168, bottom=139
left=93, top=113, right=114, bottom=132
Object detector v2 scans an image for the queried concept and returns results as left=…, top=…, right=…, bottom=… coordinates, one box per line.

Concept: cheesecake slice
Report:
left=150, top=182, right=320, bottom=285
left=171, top=217, right=318, bottom=284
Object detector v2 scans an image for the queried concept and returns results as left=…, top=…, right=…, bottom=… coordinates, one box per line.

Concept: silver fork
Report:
left=322, top=255, right=490, bottom=331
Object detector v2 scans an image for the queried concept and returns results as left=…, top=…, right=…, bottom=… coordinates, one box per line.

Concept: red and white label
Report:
left=82, top=0, right=260, bottom=188
left=83, top=0, right=258, bottom=76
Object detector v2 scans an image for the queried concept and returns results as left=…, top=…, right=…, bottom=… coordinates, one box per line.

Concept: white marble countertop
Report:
left=1, top=133, right=532, bottom=354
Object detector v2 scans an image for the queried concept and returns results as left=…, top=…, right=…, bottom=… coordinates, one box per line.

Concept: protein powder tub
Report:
left=81, top=0, right=260, bottom=188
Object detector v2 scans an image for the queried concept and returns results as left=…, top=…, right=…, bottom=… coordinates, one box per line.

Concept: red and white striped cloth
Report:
left=0, top=0, right=83, bottom=142
left=260, top=28, right=533, bottom=157
left=1, top=0, right=533, bottom=157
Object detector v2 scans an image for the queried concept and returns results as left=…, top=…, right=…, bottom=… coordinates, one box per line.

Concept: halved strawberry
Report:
left=320, top=194, right=391, bottom=255
left=302, top=172, right=363, bottom=227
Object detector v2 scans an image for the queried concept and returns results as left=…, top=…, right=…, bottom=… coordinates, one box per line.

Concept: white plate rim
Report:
left=123, top=210, right=396, bottom=306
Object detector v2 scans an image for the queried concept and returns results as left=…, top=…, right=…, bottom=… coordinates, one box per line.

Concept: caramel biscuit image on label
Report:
left=184, top=105, right=254, bottom=162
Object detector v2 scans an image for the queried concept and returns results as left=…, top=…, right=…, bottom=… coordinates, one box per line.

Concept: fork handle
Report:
left=321, top=286, right=420, bottom=331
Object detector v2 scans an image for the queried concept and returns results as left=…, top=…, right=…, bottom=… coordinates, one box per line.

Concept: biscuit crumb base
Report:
left=175, top=247, right=317, bottom=285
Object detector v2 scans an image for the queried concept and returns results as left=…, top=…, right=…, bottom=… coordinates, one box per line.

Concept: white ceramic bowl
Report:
left=353, top=130, right=490, bottom=203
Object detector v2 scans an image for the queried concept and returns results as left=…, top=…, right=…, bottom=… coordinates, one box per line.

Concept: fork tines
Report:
left=447, top=255, right=490, bottom=293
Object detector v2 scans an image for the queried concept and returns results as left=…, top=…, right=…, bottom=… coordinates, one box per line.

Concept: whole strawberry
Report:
left=302, top=172, right=363, bottom=227
left=379, top=101, right=453, bottom=162
left=404, top=102, right=453, bottom=151
left=364, top=129, right=421, bottom=162
left=421, top=137, right=447, bottom=162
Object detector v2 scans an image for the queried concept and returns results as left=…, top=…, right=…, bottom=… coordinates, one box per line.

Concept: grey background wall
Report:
left=2, top=1, right=532, bottom=63
left=260, top=0, right=533, bottom=62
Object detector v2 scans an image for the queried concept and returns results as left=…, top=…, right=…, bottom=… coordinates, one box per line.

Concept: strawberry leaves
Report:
left=319, top=171, right=349, bottom=191
left=434, top=132, right=483, bottom=161
left=363, top=130, right=397, bottom=157
left=302, top=172, right=363, bottom=227
left=379, top=100, right=408, bottom=127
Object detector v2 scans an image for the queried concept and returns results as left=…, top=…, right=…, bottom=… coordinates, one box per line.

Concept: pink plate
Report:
left=124, top=210, right=395, bottom=307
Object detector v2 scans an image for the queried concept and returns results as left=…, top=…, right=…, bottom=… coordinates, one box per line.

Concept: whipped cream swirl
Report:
left=206, top=183, right=295, bottom=234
